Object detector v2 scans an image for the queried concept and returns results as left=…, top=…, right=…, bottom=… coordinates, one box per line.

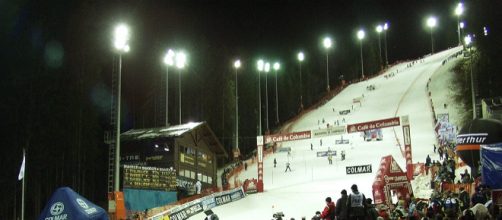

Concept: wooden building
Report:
left=120, top=122, right=228, bottom=192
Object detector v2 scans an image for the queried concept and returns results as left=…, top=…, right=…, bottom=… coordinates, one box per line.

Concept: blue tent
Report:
left=38, top=187, right=108, bottom=220
left=481, top=143, right=502, bottom=189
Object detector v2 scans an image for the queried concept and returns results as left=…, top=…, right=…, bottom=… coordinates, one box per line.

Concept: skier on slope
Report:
left=285, top=162, right=292, bottom=172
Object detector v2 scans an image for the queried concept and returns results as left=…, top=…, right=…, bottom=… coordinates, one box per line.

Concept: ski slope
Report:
left=192, top=47, right=463, bottom=220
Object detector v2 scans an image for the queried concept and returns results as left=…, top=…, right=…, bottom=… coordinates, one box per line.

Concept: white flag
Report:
left=18, top=152, right=25, bottom=180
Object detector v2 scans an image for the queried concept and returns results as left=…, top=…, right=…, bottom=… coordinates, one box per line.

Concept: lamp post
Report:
left=163, top=49, right=175, bottom=126
left=234, top=59, right=241, bottom=151
left=357, top=29, right=365, bottom=78
left=323, top=37, right=332, bottom=91
left=427, top=16, right=437, bottom=54
left=384, top=22, right=389, bottom=66
left=175, top=51, right=187, bottom=125
left=376, top=25, right=383, bottom=70
left=465, top=35, right=476, bottom=118
left=264, top=62, right=270, bottom=132
left=257, top=60, right=264, bottom=135
left=297, top=52, right=304, bottom=108
left=455, top=3, right=464, bottom=46
left=273, top=62, right=280, bottom=124
left=113, top=23, right=130, bottom=191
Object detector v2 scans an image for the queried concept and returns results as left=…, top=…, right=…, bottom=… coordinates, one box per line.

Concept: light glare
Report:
left=297, top=52, right=304, bottom=61
left=175, top=51, right=187, bottom=69
left=257, top=60, right=264, bottom=71
left=460, top=22, right=465, bottom=29
left=323, top=37, right=332, bottom=49
left=163, top=49, right=175, bottom=66
left=384, top=23, right=389, bottom=30
left=376, top=25, right=383, bottom=33
left=234, top=59, right=241, bottom=69
left=273, top=62, right=280, bottom=70
left=455, top=3, right=464, bottom=16
left=427, top=17, right=437, bottom=28
left=264, top=62, right=270, bottom=73
left=113, top=24, right=130, bottom=51
left=357, top=30, right=365, bottom=40
left=464, top=35, right=472, bottom=45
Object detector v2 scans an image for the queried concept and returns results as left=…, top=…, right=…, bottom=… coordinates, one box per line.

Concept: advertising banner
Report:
left=339, top=110, right=351, bottom=115
left=316, top=151, right=337, bottom=157
left=335, top=139, right=350, bottom=144
left=346, top=165, right=372, bottom=174
left=347, top=117, right=400, bottom=133
left=312, top=126, right=346, bottom=138
left=264, top=131, right=311, bottom=144
left=148, top=187, right=245, bottom=220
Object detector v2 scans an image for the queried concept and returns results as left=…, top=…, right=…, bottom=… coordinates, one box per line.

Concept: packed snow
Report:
left=191, top=47, right=463, bottom=220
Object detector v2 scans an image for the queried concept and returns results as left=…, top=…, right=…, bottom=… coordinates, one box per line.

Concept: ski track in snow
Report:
left=191, top=47, right=463, bottom=220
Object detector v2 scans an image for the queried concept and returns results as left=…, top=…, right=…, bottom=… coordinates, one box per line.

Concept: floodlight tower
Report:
left=323, top=37, right=332, bottom=91
left=273, top=62, right=280, bottom=124
left=234, top=59, right=241, bottom=151
left=297, top=52, right=304, bottom=107
left=427, top=16, right=437, bottom=54
left=376, top=25, right=383, bottom=70
left=357, top=29, right=366, bottom=78
left=112, top=23, right=130, bottom=191
left=455, top=3, right=464, bottom=46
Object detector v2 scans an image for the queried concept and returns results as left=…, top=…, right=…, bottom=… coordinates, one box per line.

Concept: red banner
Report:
left=347, top=117, right=400, bottom=133
left=264, top=130, right=311, bottom=144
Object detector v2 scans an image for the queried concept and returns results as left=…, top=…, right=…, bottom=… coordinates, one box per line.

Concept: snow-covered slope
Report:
left=191, top=47, right=463, bottom=220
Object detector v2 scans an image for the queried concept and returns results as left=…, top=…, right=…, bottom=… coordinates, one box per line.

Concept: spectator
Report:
left=459, top=187, right=470, bottom=211
left=320, top=197, right=336, bottom=220
left=336, top=189, right=349, bottom=220
left=365, top=198, right=378, bottom=220
left=471, top=187, right=488, bottom=206
left=461, top=169, right=471, bottom=183
left=377, top=205, right=390, bottom=220
left=347, top=184, right=367, bottom=220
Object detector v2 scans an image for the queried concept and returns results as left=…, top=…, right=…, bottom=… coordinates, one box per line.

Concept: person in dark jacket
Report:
left=347, top=184, right=367, bottom=220
left=336, top=189, right=349, bottom=220
left=365, top=198, right=378, bottom=220
left=321, top=197, right=336, bottom=220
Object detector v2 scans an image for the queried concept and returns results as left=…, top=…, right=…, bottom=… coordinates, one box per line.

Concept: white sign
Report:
left=403, top=126, right=411, bottom=145
left=312, top=126, right=346, bottom=138
left=256, top=136, right=264, bottom=146
left=257, top=145, right=263, bottom=163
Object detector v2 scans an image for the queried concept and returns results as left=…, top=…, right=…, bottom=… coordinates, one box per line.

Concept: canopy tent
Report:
left=38, top=187, right=108, bottom=220
left=456, top=118, right=502, bottom=177
left=372, top=155, right=412, bottom=206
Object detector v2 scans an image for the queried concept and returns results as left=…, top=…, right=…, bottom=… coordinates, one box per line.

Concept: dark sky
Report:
left=97, top=0, right=461, bottom=113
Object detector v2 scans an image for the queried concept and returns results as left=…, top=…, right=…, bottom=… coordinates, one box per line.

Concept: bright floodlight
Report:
left=455, top=3, right=464, bottom=16
left=357, top=30, right=365, bottom=40
left=273, top=62, right=280, bottom=70
left=234, top=59, right=241, bottom=69
left=163, top=49, right=175, bottom=66
left=376, top=25, right=383, bottom=33
left=384, top=23, right=389, bottom=30
left=464, top=35, right=472, bottom=45
left=114, top=24, right=130, bottom=52
left=298, top=52, right=304, bottom=62
left=175, top=51, right=187, bottom=69
left=460, top=22, right=465, bottom=29
left=427, top=17, right=437, bottom=28
left=264, top=62, right=270, bottom=73
left=257, top=59, right=264, bottom=71
left=323, top=37, right=332, bottom=49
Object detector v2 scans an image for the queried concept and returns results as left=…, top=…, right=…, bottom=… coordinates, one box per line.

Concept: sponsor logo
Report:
left=316, top=151, right=337, bottom=157
left=347, top=117, right=400, bottom=133
left=346, top=165, right=372, bottom=174
left=456, top=133, right=488, bottom=145
left=50, top=202, right=64, bottom=216
left=76, top=198, right=97, bottom=215
left=264, top=131, right=311, bottom=144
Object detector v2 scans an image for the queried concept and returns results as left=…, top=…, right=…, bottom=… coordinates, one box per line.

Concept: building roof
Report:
left=121, top=122, right=228, bottom=158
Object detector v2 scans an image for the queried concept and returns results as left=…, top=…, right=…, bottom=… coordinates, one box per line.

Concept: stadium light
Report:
left=427, top=16, right=437, bottom=53
left=234, top=59, right=241, bottom=152
left=357, top=29, right=365, bottom=78
left=273, top=62, right=280, bottom=124
left=322, top=37, right=332, bottom=91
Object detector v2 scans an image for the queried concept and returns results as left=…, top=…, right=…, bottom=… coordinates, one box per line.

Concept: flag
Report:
left=18, top=152, right=25, bottom=180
